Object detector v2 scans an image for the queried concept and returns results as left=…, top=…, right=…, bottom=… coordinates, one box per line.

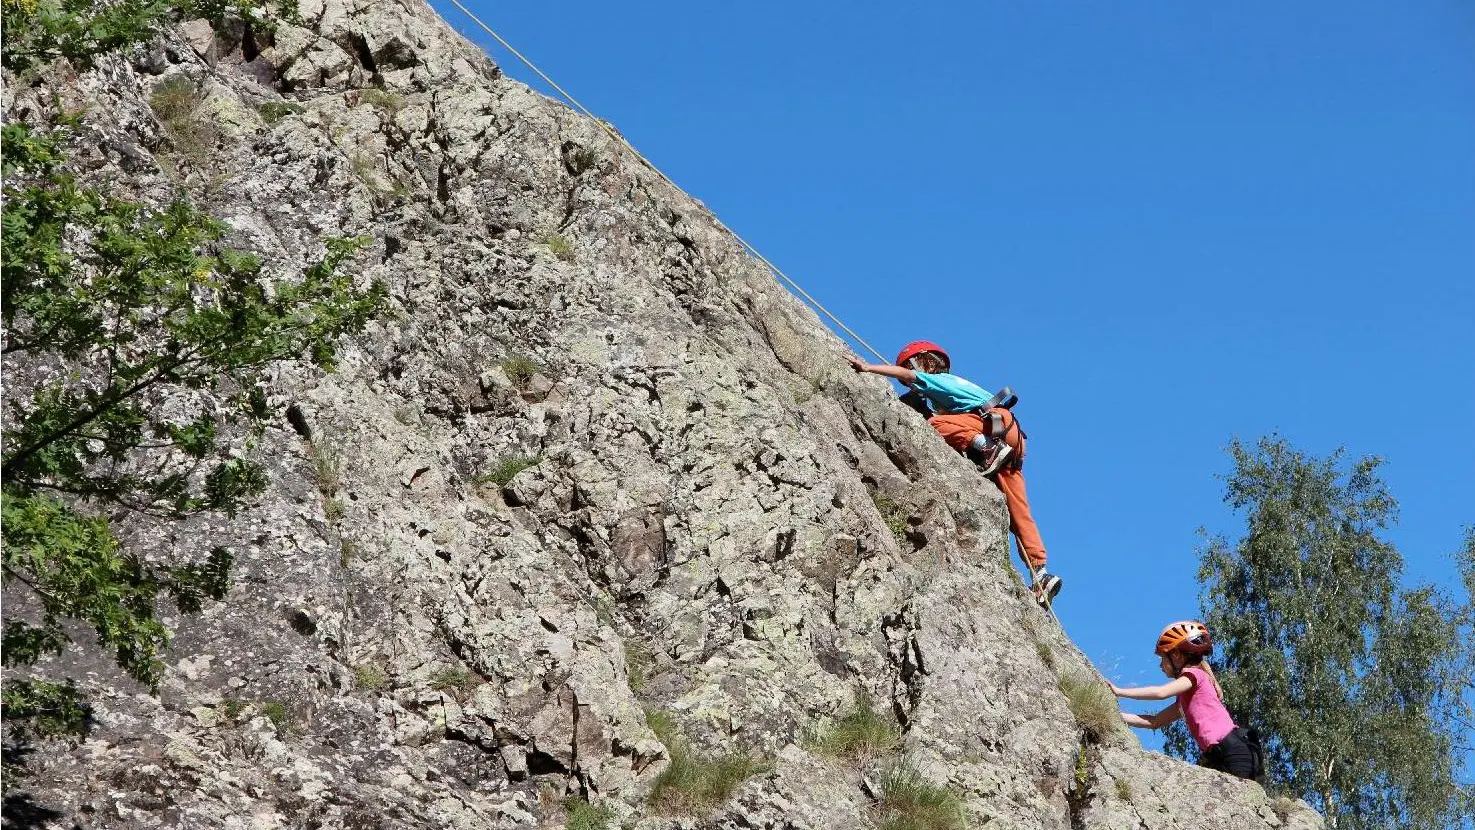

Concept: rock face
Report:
left=1, top=2, right=1323, bottom=828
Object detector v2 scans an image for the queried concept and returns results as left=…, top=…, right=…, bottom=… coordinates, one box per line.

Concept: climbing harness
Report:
left=979, top=386, right=1018, bottom=411
left=442, top=0, right=890, bottom=365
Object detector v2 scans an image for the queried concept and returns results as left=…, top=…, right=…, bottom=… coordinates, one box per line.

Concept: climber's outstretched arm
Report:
left=846, top=354, right=917, bottom=385
left=1110, top=677, right=1193, bottom=701
left=1122, top=703, right=1182, bottom=730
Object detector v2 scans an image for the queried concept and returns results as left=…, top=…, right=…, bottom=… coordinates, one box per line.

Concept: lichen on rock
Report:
left=1, top=2, right=1324, bottom=828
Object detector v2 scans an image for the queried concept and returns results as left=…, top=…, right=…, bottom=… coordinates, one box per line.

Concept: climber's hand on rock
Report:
left=845, top=354, right=868, bottom=373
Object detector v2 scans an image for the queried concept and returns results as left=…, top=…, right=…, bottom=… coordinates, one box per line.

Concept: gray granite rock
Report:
left=2, top=2, right=1324, bottom=828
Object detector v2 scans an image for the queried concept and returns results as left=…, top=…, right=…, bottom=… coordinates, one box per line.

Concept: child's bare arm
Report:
left=1122, top=703, right=1182, bottom=729
left=1109, top=677, right=1193, bottom=701
left=846, top=355, right=917, bottom=385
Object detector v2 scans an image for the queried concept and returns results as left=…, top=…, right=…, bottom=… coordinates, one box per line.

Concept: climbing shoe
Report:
left=1032, top=572, right=1063, bottom=606
left=966, top=439, right=1013, bottom=476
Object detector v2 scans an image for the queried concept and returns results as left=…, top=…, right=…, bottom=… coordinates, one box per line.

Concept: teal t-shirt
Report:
left=909, top=372, right=994, bottom=415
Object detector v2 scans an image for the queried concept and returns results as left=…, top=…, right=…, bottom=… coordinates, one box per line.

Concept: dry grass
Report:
left=1058, top=670, right=1119, bottom=742
left=1021, top=614, right=1057, bottom=671
left=1269, top=796, right=1300, bottom=823
left=359, top=87, right=405, bottom=114
left=310, top=442, right=341, bottom=496
left=150, top=77, right=217, bottom=166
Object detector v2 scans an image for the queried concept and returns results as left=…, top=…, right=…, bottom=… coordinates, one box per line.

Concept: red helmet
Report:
left=895, top=341, right=949, bottom=371
left=1155, top=621, right=1213, bottom=657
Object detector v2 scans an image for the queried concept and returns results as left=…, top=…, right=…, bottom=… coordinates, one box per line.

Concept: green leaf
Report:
left=1195, top=435, right=1469, bottom=830
left=1, top=679, right=89, bottom=739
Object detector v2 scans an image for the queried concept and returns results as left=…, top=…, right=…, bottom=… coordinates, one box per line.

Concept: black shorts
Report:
left=1200, top=727, right=1261, bottom=780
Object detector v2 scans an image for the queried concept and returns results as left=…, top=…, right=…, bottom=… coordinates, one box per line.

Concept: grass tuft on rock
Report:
left=541, top=233, right=575, bottom=261
left=257, top=700, right=295, bottom=735
left=563, top=796, right=614, bottom=830
left=476, top=455, right=540, bottom=487
left=876, top=762, right=967, bottom=830
left=259, top=100, right=305, bottom=124
left=311, top=441, right=341, bottom=496
left=646, top=709, right=771, bottom=815
left=150, top=76, right=217, bottom=166
left=1058, top=670, right=1119, bottom=742
left=428, top=666, right=483, bottom=701
left=501, top=354, right=540, bottom=387
left=359, top=87, right=405, bottom=114
left=624, top=641, right=654, bottom=693
left=808, top=693, right=899, bottom=762
left=871, top=493, right=910, bottom=545
left=353, top=663, right=389, bottom=691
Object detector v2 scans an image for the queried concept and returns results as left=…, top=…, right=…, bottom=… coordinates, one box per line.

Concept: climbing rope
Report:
left=441, top=0, right=890, bottom=365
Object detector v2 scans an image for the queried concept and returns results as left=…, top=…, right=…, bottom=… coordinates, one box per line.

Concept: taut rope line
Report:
left=441, top=0, right=890, bottom=364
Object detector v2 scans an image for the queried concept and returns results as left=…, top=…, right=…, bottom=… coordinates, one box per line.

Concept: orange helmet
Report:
left=1155, top=621, right=1213, bottom=657
left=895, top=341, right=949, bottom=371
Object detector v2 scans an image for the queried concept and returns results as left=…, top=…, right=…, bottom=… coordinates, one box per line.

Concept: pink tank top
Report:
left=1177, top=665, right=1236, bottom=750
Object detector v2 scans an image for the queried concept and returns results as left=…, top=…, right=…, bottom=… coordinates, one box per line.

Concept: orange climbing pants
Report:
left=927, top=409, right=1048, bottom=570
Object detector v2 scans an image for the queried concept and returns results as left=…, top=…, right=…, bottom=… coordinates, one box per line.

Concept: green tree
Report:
left=0, top=119, right=384, bottom=752
left=1443, top=528, right=1475, bottom=822
left=0, top=0, right=297, bottom=73
left=1188, top=436, right=1471, bottom=829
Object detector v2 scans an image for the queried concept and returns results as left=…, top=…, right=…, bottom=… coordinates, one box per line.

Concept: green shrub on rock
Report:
left=1, top=121, right=384, bottom=751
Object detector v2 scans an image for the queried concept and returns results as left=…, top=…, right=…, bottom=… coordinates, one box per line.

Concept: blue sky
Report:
left=432, top=0, right=1474, bottom=754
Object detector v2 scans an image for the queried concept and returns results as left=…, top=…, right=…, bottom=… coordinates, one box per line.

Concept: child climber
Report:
left=845, top=341, right=1062, bottom=605
left=1110, top=621, right=1261, bottom=780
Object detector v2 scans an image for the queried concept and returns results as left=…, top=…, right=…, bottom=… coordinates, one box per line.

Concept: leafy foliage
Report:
left=0, top=0, right=292, bottom=73
left=1189, top=436, right=1472, bottom=830
left=1, top=121, right=384, bottom=742
left=0, top=679, right=87, bottom=741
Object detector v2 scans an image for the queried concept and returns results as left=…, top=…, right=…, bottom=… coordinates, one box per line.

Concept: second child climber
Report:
left=1110, top=621, right=1263, bottom=780
left=845, top=341, right=1062, bottom=606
